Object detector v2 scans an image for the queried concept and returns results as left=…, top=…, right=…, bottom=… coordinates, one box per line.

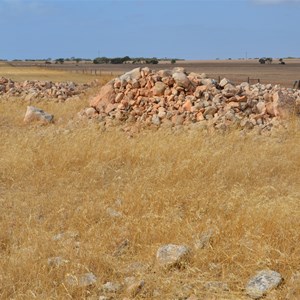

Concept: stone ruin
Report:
left=80, top=67, right=300, bottom=133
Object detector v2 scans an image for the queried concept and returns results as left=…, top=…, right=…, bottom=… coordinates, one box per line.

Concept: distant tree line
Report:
left=92, top=56, right=181, bottom=65
left=258, top=57, right=286, bottom=65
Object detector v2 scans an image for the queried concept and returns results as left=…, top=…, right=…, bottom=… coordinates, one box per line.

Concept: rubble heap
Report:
left=0, top=77, right=95, bottom=102
left=81, top=67, right=300, bottom=132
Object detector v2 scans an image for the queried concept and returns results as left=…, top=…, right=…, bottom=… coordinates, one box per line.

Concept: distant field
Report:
left=6, top=59, right=300, bottom=88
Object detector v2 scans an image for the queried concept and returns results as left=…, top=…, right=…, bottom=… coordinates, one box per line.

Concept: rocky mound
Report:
left=80, top=67, right=300, bottom=133
left=0, top=77, right=96, bottom=102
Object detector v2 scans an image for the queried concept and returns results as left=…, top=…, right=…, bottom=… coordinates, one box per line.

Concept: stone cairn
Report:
left=81, top=67, right=300, bottom=133
left=0, top=77, right=96, bottom=102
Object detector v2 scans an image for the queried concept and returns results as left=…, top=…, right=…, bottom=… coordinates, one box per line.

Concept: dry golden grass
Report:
left=0, top=68, right=299, bottom=299
left=0, top=61, right=111, bottom=84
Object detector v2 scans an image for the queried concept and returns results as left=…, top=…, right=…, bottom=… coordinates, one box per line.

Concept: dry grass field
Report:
left=0, top=63, right=300, bottom=299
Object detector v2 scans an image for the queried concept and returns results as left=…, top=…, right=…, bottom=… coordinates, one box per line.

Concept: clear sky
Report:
left=0, top=0, right=299, bottom=60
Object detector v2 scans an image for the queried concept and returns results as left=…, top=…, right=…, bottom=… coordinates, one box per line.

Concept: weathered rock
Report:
left=102, top=281, right=122, bottom=293
left=119, top=68, right=141, bottom=83
left=152, top=81, right=167, bottom=96
left=47, top=256, right=69, bottom=267
left=156, top=244, right=191, bottom=268
left=23, top=106, right=54, bottom=124
left=90, top=82, right=116, bottom=110
left=172, top=72, right=191, bottom=88
left=219, top=78, right=231, bottom=87
left=272, top=91, right=296, bottom=118
left=246, top=270, right=283, bottom=299
left=65, top=272, right=97, bottom=287
left=194, top=229, right=213, bottom=249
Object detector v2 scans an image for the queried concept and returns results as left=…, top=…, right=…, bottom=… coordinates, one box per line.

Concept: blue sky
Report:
left=0, top=0, right=299, bottom=60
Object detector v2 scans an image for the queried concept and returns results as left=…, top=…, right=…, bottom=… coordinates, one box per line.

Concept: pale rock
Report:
left=47, top=256, right=69, bottom=267
left=65, top=272, right=97, bottom=287
left=219, top=78, right=231, bottom=87
left=172, top=72, right=191, bottom=88
left=151, top=114, right=161, bottom=126
left=203, top=106, right=217, bottom=117
left=152, top=81, right=166, bottom=96
left=102, top=281, right=122, bottom=293
left=23, top=106, right=54, bottom=124
left=246, top=270, right=282, bottom=299
left=156, top=244, right=191, bottom=268
left=194, top=229, right=213, bottom=249
left=119, top=68, right=141, bottom=83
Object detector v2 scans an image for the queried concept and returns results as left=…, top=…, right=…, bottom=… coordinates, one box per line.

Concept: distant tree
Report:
left=265, top=57, right=273, bottom=64
left=146, top=58, right=159, bottom=64
left=171, top=59, right=176, bottom=64
left=279, top=58, right=286, bottom=65
left=259, top=58, right=266, bottom=64
left=93, top=57, right=109, bottom=64
left=55, top=58, right=64, bottom=64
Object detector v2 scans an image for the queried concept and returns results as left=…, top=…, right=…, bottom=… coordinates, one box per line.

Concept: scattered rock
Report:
left=246, top=270, right=283, bottom=299
left=194, top=229, right=213, bottom=249
left=47, top=256, right=69, bottom=267
left=0, top=77, right=93, bottom=101
left=23, top=106, right=54, bottom=124
left=156, top=244, right=191, bottom=268
left=102, top=281, right=122, bottom=293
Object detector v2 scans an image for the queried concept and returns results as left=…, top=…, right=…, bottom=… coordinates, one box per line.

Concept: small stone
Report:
left=47, top=256, right=69, bottom=267
left=194, top=229, right=213, bottom=249
left=246, top=270, right=283, bottom=299
left=156, top=244, right=191, bottom=268
left=79, top=272, right=97, bottom=287
left=151, top=114, right=161, bottom=126
left=106, top=208, right=122, bottom=218
left=219, top=78, right=231, bottom=87
left=102, top=281, right=122, bottom=293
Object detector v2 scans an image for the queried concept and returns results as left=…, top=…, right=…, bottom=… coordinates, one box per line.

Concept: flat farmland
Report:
left=9, top=59, right=300, bottom=88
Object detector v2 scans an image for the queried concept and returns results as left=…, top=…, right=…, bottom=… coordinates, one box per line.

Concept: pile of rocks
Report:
left=81, top=67, right=300, bottom=132
left=0, top=77, right=95, bottom=102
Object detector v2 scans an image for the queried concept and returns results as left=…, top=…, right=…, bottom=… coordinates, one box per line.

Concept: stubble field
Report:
left=0, top=61, right=299, bottom=299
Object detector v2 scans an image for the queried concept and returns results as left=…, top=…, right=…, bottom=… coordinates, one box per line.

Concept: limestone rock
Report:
left=65, top=272, right=97, bottom=287
left=246, top=270, right=283, bottom=299
left=102, top=281, right=122, bottom=293
left=119, top=68, right=141, bottom=83
left=90, top=82, right=116, bottom=110
left=23, top=106, right=54, bottom=124
left=156, top=244, right=191, bottom=268
left=172, top=72, right=191, bottom=88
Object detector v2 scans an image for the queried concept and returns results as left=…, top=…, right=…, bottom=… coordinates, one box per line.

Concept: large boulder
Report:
left=246, top=270, right=283, bottom=299
left=272, top=91, right=297, bottom=118
left=90, top=81, right=116, bottom=111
